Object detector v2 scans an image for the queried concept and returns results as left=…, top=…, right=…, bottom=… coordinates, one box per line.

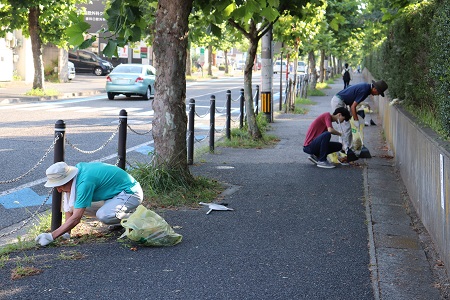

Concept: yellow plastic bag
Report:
left=350, top=117, right=365, bottom=151
left=120, top=205, right=182, bottom=246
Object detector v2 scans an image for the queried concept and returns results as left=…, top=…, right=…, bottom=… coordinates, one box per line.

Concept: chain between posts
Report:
left=0, top=133, right=62, bottom=185
left=65, top=121, right=121, bottom=154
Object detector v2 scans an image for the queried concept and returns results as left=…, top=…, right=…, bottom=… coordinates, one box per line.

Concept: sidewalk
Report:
left=0, top=73, right=448, bottom=299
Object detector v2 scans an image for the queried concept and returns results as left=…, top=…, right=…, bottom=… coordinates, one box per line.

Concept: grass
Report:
left=129, top=164, right=224, bottom=209
left=216, top=112, right=279, bottom=148
left=290, top=97, right=317, bottom=114
left=25, top=88, right=59, bottom=97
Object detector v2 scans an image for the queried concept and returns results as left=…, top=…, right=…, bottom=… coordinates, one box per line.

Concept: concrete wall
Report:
left=364, top=69, right=450, bottom=273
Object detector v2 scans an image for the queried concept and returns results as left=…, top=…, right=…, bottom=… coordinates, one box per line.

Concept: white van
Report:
left=273, top=60, right=288, bottom=74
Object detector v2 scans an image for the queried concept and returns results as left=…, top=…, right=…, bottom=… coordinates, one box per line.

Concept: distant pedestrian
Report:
left=35, top=161, right=143, bottom=246
left=342, top=63, right=352, bottom=89
left=330, top=80, right=388, bottom=153
left=303, top=107, right=351, bottom=169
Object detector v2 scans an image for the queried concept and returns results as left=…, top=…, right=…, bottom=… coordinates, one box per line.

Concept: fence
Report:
left=0, top=87, right=260, bottom=237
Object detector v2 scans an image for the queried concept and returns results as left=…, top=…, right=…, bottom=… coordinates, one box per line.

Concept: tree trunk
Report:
left=207, top=45, right=213, bottom=76
left=29, top=7, right=44, bottom=90
left=308, top=50, right=317, bottom=90
left=319, top=49, right=325, bottom=83
left=224, top=50, right=229, bottom=74
left=59, top=48, right=68, bottom=83
left=153, top=0, right=193, bottom=174
left=244, top=35, right=262, bottom=139
left=186, top=44, right=191, bottom=76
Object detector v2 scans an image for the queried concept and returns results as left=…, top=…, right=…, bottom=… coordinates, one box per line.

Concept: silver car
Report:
left=105, top=64, right=156, bottom=100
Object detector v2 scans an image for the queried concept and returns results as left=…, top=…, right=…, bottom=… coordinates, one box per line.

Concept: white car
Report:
left=273, top=60, right=288, bottom=74
left=68, top=61, right=76, bottom=80
left=297, top=61, right=306, bottom=74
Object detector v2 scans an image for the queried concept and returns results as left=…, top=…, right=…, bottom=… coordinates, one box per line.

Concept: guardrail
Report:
left=0, top=87, right=260, bottom=236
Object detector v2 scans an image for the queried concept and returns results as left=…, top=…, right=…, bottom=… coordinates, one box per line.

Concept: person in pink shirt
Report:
left=303, top=107, right=351, bottom=169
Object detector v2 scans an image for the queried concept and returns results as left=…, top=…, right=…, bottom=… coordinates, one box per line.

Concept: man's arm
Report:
left=351, top=102, right=359, bottom=120
left=51, top=208, right=86, bottom=239
left=327, top=127, right=342, bottom=136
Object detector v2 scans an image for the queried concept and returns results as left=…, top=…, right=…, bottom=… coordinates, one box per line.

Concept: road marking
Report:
left=0, top=188, right=51, bottom=209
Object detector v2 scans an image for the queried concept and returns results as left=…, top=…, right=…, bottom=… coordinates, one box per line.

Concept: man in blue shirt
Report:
left=330, top=80, right=388, bottom=152
left=35, top=161, right=143, bottom=246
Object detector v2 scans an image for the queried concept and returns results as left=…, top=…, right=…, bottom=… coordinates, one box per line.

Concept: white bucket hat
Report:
left=44, top=162, right=79, bottom=188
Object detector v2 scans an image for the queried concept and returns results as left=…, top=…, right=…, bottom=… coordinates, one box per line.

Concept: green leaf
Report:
left=223, top=3, right=236, bottom=17
left=102, top=40, right=118, bottom=58
left=79, top=37, right=95, bottom=49
left=329, top=19, right=339, bottom=31
left=260, top=7, right=279, bottom=23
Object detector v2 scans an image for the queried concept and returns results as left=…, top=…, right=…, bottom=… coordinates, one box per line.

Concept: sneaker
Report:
left=308, top=155, right=318, bottom=164
left=317, top=161, right=336, bottom=169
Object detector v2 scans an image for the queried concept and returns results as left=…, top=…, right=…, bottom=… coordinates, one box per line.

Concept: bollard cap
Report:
left=44, top=162, right=78, bottom=187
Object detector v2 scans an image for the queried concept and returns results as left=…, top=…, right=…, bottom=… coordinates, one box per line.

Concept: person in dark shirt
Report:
left=330, top=80, right=388, bottom=152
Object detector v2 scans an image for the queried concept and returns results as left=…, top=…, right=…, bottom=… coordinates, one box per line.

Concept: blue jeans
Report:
left=303, top=131, right=342, bottom=162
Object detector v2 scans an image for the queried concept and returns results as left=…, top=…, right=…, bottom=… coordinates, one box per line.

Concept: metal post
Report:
left=209, top=95, right=215, bottom=153
left=51, top=120, right=65, bottom=231
left=279, top=52, right=283, bottom=111
left=239, top=88, right=244, bottom=129
left=255, top=85, right=260, bottom=115
left=117, top=109, right=128, bottom=170
left=226, top=90, right=231, bottom=140
left=188, top=99, right=195, bottom=165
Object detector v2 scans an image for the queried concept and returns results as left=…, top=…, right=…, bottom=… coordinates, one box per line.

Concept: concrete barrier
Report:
left=364, top=69, right=450, bottom=273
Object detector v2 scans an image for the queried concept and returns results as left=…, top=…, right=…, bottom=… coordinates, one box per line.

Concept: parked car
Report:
left=297, top=61, right=306, bottom=74
left=68, top=61, right=76, bottom=80
left=235, top=60, right=245, bottom=70
left=69, top=49, right=114, bottom=76
left=273, top=60, right=288, bottom=74
left=105, top=64, right=156, bottom=100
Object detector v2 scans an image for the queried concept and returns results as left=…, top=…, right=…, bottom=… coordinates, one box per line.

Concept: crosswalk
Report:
left=0, top=102, right=155, bottom=116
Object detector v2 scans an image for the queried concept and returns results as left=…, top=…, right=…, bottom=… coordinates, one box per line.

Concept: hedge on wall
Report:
left=364, top=0, right=449, bottom=138
left=430, top=0, right=450, bottom=137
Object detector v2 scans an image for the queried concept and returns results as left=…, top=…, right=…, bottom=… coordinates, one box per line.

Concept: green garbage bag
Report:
left=120, top=205, right=182, bottom=246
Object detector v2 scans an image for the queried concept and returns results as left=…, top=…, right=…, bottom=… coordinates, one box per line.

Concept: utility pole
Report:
left=261, top=26, right=273, bottom=122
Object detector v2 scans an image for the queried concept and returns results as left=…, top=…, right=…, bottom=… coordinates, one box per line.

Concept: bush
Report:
left=364, top=0, right=449, bottom=138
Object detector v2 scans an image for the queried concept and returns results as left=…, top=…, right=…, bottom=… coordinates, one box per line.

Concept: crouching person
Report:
left=35, top=161, right=143, bottom=246
left=303, top=107, right=351, bottom=169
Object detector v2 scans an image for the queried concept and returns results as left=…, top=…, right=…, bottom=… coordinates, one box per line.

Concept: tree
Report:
left=66, top=0, right=315, bottom=177
left=0, top=0, right=81, bottom=89
left=152, top=0, right=193, bottom=173
left=196, top=0, right=311, bottom=139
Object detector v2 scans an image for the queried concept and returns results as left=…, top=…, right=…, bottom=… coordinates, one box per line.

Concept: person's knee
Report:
left=96, top=210, right=119, bottom=225
left=323, top=131, right=332, bottom=139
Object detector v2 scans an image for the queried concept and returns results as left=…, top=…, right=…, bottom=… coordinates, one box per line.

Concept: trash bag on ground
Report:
left=120, top=205, right=182, bottom=247
left=350, top=117, right=365, bottom=151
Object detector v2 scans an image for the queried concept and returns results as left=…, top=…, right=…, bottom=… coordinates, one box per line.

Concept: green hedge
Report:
left=364, top=0, right=450, bottom=138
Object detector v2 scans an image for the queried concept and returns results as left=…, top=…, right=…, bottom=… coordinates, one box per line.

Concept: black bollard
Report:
left=188, top=99, right=195, bottom=165
left=209, top=95, right=215, bottom=153
left=51, top=120, right=65, bottom=231
left=226, top=90, right=231, bottom=140
left=117, top=109, right=128, bottom=170
left=239, top=88, right=244, bottom=129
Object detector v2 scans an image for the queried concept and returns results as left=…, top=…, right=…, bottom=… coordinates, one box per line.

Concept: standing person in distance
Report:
left=342, top=63, right=352, bottom=89
left=303, top=107, right=351, bottom=169
left=330, top=80, right=388, bottom=154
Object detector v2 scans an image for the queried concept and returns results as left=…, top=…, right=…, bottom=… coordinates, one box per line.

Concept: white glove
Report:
left=353, top=120, right=360, bottom=129
left=61, top=233, right=71, bottom=240
left=35, top=233, right=54, bottom=246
